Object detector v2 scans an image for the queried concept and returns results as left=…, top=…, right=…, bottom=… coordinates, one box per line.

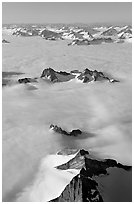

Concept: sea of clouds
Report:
left=2, top=34, right=132, bottom=201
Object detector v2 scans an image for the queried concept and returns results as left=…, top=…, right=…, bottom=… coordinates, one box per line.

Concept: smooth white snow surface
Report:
left=2, top=33, right=132, bottom=202
left=16, top=153, right=80, bottom=202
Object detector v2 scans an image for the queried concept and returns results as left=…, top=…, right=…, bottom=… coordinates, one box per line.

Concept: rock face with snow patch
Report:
left=51, top=175, right=82, bottom=202
left=101, top=27, right=118, bottom=36
left=12, top=28, right=39, bottom=37
left=40, top=68, right=75, bottom=82
left=40, top=67, right=119, bottom=84
left=50, top=149, right=131, bottom=202
left=118, top=26, right=132, bottom=39
left=40, top=68, right=59, bottom=82
left=77, top=68, right=119, bottom=83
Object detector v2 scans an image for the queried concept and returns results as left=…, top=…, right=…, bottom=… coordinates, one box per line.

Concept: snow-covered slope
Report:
left=16, top=152, right=80, bottom=202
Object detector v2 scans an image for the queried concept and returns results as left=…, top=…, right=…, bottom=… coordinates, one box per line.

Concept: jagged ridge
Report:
left=50, top=149, right=131, bottom=202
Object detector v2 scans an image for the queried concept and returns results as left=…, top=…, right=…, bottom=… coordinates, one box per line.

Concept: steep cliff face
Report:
left=51, top=175, right=82, bottom=202
left=50, top=149, right=131, bottom=202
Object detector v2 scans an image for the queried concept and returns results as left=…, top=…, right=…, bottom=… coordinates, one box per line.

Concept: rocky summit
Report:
left=50, top=149, right=131, bottom=202
left=2, top=39, right=10, bottom=43
left=77, top=68, right=119, bottom=83
left=40, top=67, right=119, bottom=84
left=40, top=67, right=74, bottom=83
left=50, top=124, right=82, bottom=137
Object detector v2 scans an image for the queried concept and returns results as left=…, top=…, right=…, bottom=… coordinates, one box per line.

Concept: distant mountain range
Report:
left=2, top=24, right=132, bottom=44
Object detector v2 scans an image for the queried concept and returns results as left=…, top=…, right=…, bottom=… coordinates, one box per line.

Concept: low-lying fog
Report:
left=2, top=34, right=132, bottom=201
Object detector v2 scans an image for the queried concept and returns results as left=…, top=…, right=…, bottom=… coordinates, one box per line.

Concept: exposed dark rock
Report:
left=84, top=157, right=131, bottom=177
left=89, top=37, right=114, bottom=44
left=58, top=71, right=70, bottom=76
left=118, top=26, right=132, bottom=35
left=12, top=28, right=40, bottom=37
left=50, top=149, right=131, bottom=202
left=101, top=28, right=118, bottom=36
left=5, top=68, right=119, bottom=87
left=89, top=38, right=103, bottom=45
left=77, top=68, right=119, bottom=83
left=78, top=69, right=93, bottom=83
left=40, top=67, right=119, bottom=84
left=81, top=174, right=103, bottom=202
left=40, top=68, right=75, bottom=83
left=51, top=175, right=82, bottom=202
left=50, top=124, right=82, bottom=137
left=117, top=26, right=132, bottom=39
left=40, top=29, right=62, bottom=40
left=13, top=31, right=30, bottom=37
left=40, top=68, right=59, bottom=82
left=18, top=78, right=38, bottom=84
left=70, top=129, right=82, bottom=136
left=2, top=39, right=10, bottom=43
left=80, top=149, right=89, bottom=156
left=103, top=37, right=114, bottom=43
left=70, top=70, right=81, bottom=74
left=56, top=149, right=87, bottom=171
left=68, top=37, right=114, bottom=46
left=119, top=33, right=132, bottom=39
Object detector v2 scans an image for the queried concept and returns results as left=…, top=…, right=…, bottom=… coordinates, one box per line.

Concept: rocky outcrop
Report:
left=12, top=28, right=39, bottom=37
left=101, top=27, right=118, bottom=36
left=51, top=175, right=82, bottom=202
left=40, top=68, right=75, bottom=83
left=40, top=67, right=119, bottom=84
left=18, top=78, right=38, bottom=84
left=68, top=37, right=114, bottom=46
left=77, top=68, right=119, bottom=83
left=119, top=32, right=132, bottom=40
left=2, top=39, right=10, bottom=43
left=50, top=124, right=82, bottom=137
left=40, top=68, right=59, bottom=82
left=50, top=149, right=132, bottom=202
left=40, top=29, right=62, bottom=40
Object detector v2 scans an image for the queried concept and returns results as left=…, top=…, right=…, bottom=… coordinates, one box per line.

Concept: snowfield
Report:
left=2, top=33, right=132, bottom=201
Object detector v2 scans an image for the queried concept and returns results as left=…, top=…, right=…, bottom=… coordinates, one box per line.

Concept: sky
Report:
left=2, top=2, right=132, bottom=24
